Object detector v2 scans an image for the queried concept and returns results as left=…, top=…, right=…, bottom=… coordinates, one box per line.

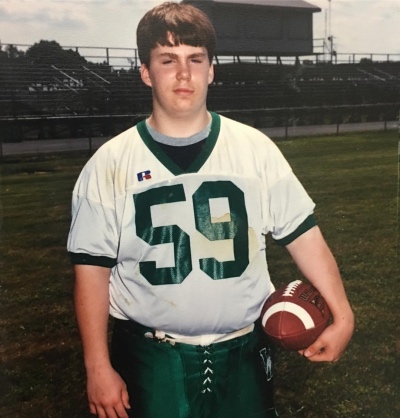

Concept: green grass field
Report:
left=1, top=130, right=398, bottom=417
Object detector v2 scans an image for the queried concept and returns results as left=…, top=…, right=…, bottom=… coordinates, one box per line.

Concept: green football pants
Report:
left=111, top=319, right=278, bottom=418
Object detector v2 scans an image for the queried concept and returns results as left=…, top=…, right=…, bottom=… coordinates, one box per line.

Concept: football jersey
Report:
left=67, top=113, right=315, bottom=336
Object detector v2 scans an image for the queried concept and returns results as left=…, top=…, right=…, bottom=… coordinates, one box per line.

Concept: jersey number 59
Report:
left=134, top=181, right=249, bottom=285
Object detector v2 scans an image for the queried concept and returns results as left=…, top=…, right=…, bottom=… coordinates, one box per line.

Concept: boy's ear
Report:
left=140, top=64, right=152, bottom=87
left=208, top=63, right=214, bottom=85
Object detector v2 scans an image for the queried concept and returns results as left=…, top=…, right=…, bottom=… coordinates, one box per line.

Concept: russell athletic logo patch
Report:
left=137, top=170, right=152, bottom=181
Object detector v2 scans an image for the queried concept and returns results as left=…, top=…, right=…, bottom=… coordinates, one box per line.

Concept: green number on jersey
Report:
left=134, top=185, right=192, bottom=285
left=134, top=181, right=249, bottom=285
left=193, top=181, right=249, bottom=280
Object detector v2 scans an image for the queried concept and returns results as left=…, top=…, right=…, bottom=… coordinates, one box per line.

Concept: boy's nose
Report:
left=177, top=62, right=191, bottom=80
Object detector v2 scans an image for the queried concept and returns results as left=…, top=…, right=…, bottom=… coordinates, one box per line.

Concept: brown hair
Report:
left=137, top=2, right=216, bottom=67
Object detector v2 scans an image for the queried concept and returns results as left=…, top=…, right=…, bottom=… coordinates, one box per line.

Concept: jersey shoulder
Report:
left=91, top=125, right=141, bottom=161
left=217, top=114, right=292, bottom=178
left=72, top=124, right=145, bottom=200
left=219, top=115, right=274, bottom=144
left=218, top=114, right=285, bottom=159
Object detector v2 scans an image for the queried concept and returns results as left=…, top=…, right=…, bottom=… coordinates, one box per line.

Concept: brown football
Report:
left=261, top=280, right=331, bottom=351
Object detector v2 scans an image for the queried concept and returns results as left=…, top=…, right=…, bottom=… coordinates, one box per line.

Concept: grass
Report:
left=0, top=131, right=398, bottom=417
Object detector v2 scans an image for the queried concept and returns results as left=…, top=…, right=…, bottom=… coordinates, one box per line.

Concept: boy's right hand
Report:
left=86, top=365, right=131, bottom=418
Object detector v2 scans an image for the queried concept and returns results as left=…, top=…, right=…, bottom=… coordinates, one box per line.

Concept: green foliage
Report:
left=0, top=131, right=398, bottom=417
left=359, top=58, right=373, bottom=66
left=25, top=40, right=87, bottom=67
left=0, top=44, right=25, bottom=60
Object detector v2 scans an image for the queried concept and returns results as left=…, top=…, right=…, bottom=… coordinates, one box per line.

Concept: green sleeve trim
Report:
left=274, top=214, right=317, bottom=246
left=69, top=252, right=117, bottom=268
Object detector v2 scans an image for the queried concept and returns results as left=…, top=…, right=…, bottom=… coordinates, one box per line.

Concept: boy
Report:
left=68, top=2, right=354, bottom=418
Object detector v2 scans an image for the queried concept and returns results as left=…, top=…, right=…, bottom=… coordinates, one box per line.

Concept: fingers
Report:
left=298, top=338, right=342, bottom=362
left=86, top=367, right=131, bottom=418
left=89, top=402, right=97, bottom=415
left=88, top=391, right=130, bottom=418
left=297, top=320, right=353, bottom=363
left=90, top=403, right=130, bottom=418
left=122, top=388, right=131, bottom=411
left=302, top=345, right=337, bottom=363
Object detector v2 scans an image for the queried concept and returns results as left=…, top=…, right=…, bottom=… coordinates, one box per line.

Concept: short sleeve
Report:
left=269, top=170, right=316, bottom=244
left=67, top=150, right=119, bottom=266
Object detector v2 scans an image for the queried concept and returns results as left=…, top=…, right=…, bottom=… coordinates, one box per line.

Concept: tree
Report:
left=0, top=44, right=25, bottom=60
left=25, top=40, right=87, bottom=67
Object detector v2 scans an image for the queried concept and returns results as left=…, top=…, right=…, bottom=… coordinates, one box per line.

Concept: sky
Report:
left=0, top=0, right=399, bottom=59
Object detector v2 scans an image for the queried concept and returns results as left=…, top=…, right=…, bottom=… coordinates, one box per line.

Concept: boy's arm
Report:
left=285, top=226, right=354, bottom=362
left=74, top=264, right=130, bottom=418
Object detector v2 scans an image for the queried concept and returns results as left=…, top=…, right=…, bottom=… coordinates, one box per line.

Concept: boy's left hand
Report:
left=298, top=317, right=354, bottom=362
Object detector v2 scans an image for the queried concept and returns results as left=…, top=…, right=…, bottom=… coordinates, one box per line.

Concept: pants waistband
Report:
left=153, top=324, right=255, bottom=346
left=113, top=318, right=255, bottom=347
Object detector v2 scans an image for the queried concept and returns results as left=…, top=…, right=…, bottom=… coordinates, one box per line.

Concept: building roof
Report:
left=186, top=0, right=321, bottom=12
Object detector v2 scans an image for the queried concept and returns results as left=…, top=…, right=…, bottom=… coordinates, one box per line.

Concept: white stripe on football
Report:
left=261, top=301, right=316, bottom=329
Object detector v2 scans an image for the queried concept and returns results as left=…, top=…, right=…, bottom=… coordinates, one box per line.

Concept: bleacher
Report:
left=1, top=43, right=399, bottom=141
left=208, top=61, right=400, bottom=109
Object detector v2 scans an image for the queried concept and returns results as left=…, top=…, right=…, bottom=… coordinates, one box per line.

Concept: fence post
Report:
left=285, top=117, right=289, bottom=139
left=0, top=122, right=3, bottom=163
left=336, top=110, right=340, bottom=136
left=398, top=109, right=400, bottom=137
left=88, top=116, right=93, bottom=156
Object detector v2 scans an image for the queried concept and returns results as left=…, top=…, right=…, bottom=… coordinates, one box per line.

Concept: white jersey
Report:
left=68, top=113, right=315, bottom=336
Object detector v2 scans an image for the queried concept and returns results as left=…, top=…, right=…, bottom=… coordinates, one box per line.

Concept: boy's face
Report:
left=140, top=42, right=214, bottom=119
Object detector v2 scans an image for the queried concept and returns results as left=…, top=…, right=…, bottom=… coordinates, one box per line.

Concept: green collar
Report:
left=137, top=112, right=221, bottom=176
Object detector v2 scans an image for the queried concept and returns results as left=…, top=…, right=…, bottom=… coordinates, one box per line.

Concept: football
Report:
left=261, top=280, right=331, bottom=351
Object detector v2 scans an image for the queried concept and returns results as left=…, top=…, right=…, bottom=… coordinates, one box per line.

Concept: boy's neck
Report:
left=147, top=108, right=211, bottom=138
